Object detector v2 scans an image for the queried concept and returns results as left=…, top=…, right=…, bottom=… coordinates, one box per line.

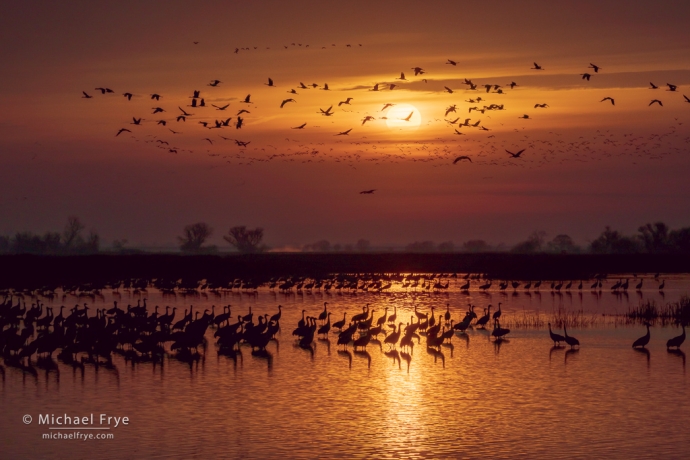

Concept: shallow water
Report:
left=1, top=274, right=688, bottom=459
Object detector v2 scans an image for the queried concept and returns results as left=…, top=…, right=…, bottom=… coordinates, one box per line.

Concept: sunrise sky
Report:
left=1, top=1, right=689, bottom=249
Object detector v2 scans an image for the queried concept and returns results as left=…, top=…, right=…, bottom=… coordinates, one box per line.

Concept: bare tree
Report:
left=224, top=226, right=265, bottom=253
left=179, top=222, right=214, bottom=253
left=62, top=216, right=85, bottom=248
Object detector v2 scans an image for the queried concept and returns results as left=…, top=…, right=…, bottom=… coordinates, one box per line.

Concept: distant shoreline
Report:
left=1, top=253, right=689, bottom=290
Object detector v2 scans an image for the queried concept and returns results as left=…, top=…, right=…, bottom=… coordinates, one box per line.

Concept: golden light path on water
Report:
left=1, top=274, right=689, bottom=458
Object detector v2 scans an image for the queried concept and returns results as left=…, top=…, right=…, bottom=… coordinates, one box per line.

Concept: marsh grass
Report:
left=624, top=295, right=690, bottom=325
left=504, top=307, right=600, bottom=329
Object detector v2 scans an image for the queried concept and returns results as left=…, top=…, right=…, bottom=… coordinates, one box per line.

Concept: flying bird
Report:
left=444, top=86, right=454, bottom=94
left=589, top=63, right=601, bottom=73
left=203, top=138, right=213, bottom=145
left=151, top=94, right=161, bottom=100
left=152, top=107, right=164, bottom=114
left=397, top=72, right=407, bottom=80
left=649, top=82, right=658, bottom=89
left=237, top=109, right=250, bottom=115
left=123, top=92, right=133, bottom=100
left=601, top=97, right=615, bottom=105
left=509, top=82, right=518, bottom=89
left=381, top=103, right=395, bottom=111
left=667, top=83, right=677, bottom=92
left=581, top=73, right=592, bottom=81
left=534, top=103, right=549, bottom=108
left=336, top=129, right=352, bottom=135
left=399, top=111, right=414, bottom=121
left=649, top=99, right=663, bottom=106
left=280, top=98, right=296, bottom=108
left=370, top=83, right=380, bottom=91
left=116, top=128, right=131, bottom=137
left=178, top=107, right=192, bottom=116
left=411, top=67, right=425, bottom=76
left=531, top=62, right=543, bottom=70
left=683, top=95, right=690, bottom=103
left=362, top=116, right=375, bottom=125
left=360, top=189, right=376, bottom=194
left=321, top=83, right=330, bottom=90
left=131, top=117, right=142, bottom=125
left=292, top=123, right=307, bottom=129
left=234, top=140, right=250, bottom=147
left=506, top=149, right=526, bottom=158
left=265, top=78, right=275, bottom=87
left=242, top=94, right=251, bottom=103
left=446, top=59, right=457, bottom=66
left=518, top=114, right=531, bottom=119
left=212, top=104, right=229, bottom=110
left=236, top=117, right=244, bottom=129
left=208, top=80, right=222, bottom=87
left=319, top=105, right=334, bottom=116
left=81, top=91, right=92, bottom=99
left=338, top=98, right=354, bottom=106
left=453, top=156, right=472, bottom=164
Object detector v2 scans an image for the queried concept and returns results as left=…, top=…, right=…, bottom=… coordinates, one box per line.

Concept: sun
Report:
left=385, top=104, right=422, bottom=130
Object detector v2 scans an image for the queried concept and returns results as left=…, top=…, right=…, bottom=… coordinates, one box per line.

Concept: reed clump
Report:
left=504, top=308, right=600, bottom=329
left=626, top=296, right=690, bottom=325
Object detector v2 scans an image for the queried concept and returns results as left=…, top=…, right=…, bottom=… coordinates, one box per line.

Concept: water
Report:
left=1, top=275, right=689, bottom=459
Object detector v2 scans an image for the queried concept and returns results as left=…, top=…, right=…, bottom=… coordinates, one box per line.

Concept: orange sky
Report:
left=1, top=1, right=689, bottom=249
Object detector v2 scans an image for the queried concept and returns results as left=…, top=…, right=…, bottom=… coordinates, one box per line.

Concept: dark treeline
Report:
left=0, top=217, right=99, bottom=255
left=2, top=220, right=690, bottom=256
left=2, top=252, right=690, bottom=291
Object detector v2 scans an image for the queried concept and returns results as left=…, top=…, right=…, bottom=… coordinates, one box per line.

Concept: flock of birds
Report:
left=78, top=43, right=690, bottom=173
left=0, top=275, right=685, bottom=377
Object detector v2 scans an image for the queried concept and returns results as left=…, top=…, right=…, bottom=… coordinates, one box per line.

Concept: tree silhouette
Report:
left=224, top=226, right=264, bottom=253
left=590, top=226, right=641, bottom=254
left=62, top=216, right=85, bottom=248
left=511, top=230, right=547, bottom=253
left=547, top=234, right=579, bottom=253
left=179, top=222, right=214, bottom=253
left=638, top=222, right=670, bottom=253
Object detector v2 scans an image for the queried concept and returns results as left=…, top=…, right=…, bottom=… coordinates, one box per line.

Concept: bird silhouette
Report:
left=399, top=111, right=414, bottom=121
left=212, top=104, right=229, bottom=110
left=360, top=189, right=376, bottom=194
left=81, top=91, right=93, bottom=99
left=336, top=129, right=352, bottom=136
left=666, top=325, right=685, bottom=350
left=601, top=97, right=615, bottom=105
left=453, top=156, right=472, bottom=164
left=506, top=149, right=526, bottom=158
left=548, top=323, right=566, bottom=346
left=280, top=98, right=296, bottom=108
left=649, top=99, right=663, bottom=106
left=632, top=322, right=651, bottom=348
left=589, top=63, right=601, bottom=73
left=116, top=128, right=131, bottom=137
left=292, top=123, right=307, bottom=129
left=563, top=325, right=579, bottom=349
left=265, top=78, right=275, bottom=87
left=338, top=98, right=353, bottom=106
left=531, top=62, right=544, bottom=70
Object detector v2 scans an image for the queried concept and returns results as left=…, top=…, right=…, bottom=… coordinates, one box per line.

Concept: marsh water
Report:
left=1, top=274, right=689, bottom=459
